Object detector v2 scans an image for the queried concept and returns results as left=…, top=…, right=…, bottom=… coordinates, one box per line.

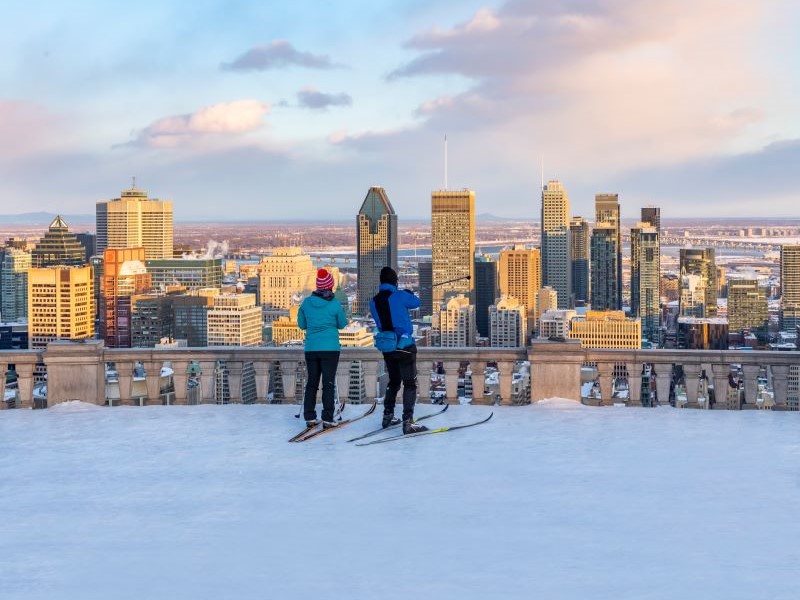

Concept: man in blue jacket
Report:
left=370, top=266, right=428, bottom=434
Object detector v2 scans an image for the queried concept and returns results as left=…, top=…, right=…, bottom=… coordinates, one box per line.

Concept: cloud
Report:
left=222, top=40, right=341, bottom=71
left=0, top=100, right=63, bottom=160
left=130, top=100, right=270, bottom=148
left=296, top=87, right=352, bottom=110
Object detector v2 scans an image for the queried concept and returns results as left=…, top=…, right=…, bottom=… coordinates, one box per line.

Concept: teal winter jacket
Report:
left=298, top=292, right=348, bottom=351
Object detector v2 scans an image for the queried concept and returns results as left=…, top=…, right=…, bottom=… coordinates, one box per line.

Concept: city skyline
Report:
left=1, top=1, right=798, bottom=220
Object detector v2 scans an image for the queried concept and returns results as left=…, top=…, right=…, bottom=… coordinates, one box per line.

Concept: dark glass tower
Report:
left=590, top=224, right=619, bottom=311
left=356, top=187, right=398, bottom=316
left=569, top=217, right=590, bottom=306
left=474, top=255, right=498, bottom=338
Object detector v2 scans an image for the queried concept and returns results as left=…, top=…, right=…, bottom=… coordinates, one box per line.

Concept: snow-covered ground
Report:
left=1, top=401, right=798, bottom=600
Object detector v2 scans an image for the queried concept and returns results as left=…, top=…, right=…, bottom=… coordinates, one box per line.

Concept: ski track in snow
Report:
left=1, top=402, right=798, bottom=600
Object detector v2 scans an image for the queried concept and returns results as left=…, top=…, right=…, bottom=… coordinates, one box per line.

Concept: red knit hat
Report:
left=316, top=268, right=335, bottom=290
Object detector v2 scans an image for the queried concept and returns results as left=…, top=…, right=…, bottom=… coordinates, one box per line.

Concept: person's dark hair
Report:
left=379, top=266, right=398, bottom=286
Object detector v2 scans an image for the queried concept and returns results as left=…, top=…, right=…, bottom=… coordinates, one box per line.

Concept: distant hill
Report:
left=0, top=212, right=95, bottom=225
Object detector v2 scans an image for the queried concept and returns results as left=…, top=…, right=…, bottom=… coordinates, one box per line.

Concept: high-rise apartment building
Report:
left=258, top=247, right=316, bottom=309
left=207, top=293, right=262, bottom=346
left=541, top=180, right=571, bottom=309
left=28, top=265, right=94, bottom=349
left=569, top=311, right=641, bottom=349
left=96, top=185, right=174, bottom=260
left=474, top=255, right=498, bottom=338
left=436, top=294, right=475, bottom=347
left=31, top=216, right=87, bottom=268
left=145, top=258, right=223, bottom=291
left=595, top=194, right=622, bottom=308
left=590, top=224, right=620, bottom=311
left=356, top=187, right=397, bottom=316
left=641, top=206, right=661, bottom=235
left=679, top=248, right=717, bottom=317
left=1, top=248, right=31, bottom=322
left=538, top=309, right=576, bottom=340
left=431, top=190, right=475, bottom=307
left=537, top=286, right=558, bottom=318
left=727, top=279, right=768, bottom=336
left=102, top=247, right=152, bottom=348
left=131, top=291, right=214, bottom=348
left=569, top=216, right=590, bottom=305
left=780, top=245, right=800, bottom=332
left=418, top=261, right=433, bottom=317
left=498, top=246, right=540, bottom=337
left=489, top=296, right=527, bottom=347
left=630, top=222, right=660, bottom=345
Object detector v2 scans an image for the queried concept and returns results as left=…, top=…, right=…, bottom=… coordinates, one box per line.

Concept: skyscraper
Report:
left=541, top=180, right=571, bottom=309
left=356, top=187, right=398, bottom=316
left=569, top=216, right=590, bottom=305
left=590, top=224, right=619, bottom=311
left=96, top=184, right=174, bottom=260
left=594, top=194, right=622, bottom=309
left=431, top=190, right=475, bottom=307
left=498, top=245, right=540, bottom=337
left=28, top=265, right=94, bottom=349
left=1, top=248, right=31, bottom=322
left=418, top=261, right=433, bottom=317
left=102, top=247, right=152, bottom=348
left=641, top=206, right=661, bottom=235
left=489, top=296, right=527, bottom=347
left=436, top=295, right=475, bottom=347
left=31, top=216, right=87, bottom=268
left=630, top=222, right=661, bottom=345
left=679, top=248, right=717, bottom=317
left=473, top=255, right=498, bottom=338
left=727, top=279, right=768, bottom=337
left=780, top=245, right=800, bottom=331
left=257, top=247, right=316, bottom=309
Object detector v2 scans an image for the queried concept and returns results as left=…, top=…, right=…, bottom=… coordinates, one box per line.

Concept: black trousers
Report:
left=303, top=351, right=340, bottom=422
left=383, top=345, right=417, bottom=421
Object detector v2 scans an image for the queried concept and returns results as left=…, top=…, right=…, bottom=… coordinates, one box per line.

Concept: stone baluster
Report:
left=253, top=360, right=271, bottom=404
left=770, top=364, right=790, bottom=409
left=199, top=360, right=217, bottom=404
left=143, top=361, right=163, bottom=406
left=597, top=362, right=615, bottom=406
left=470, top=361, right=487, bottom=405
left=281, top=361, right=299, bottom=405
left=625, top=362, right=642, bottom=407
left=654, top=364, right=672, bottom=406
left=497, top=360, right=515, bottom=406
left=116, top=361, right=135, bottom=406
left=170, top=360, right=189, bottom=406
left=682, top=363, right=702, bottom=407
left=336, top=360, right=352, bottom=404
left=15, top=362, right=35, bottom=409
left=443, top=360, right=461, bottom=404
left=226, top=361, right=243, bottom=404
left=710, top=363, right=732, bottom=410
left=417, top=360, right=432, bottom=404
left=741, top=364, right=760, bottom=407
left=363, top=360, right=379, bottom=403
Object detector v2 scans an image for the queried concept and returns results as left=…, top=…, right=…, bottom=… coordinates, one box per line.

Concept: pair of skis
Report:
left=289, top=402, right=376, bottom=442
left=354, top=411, right=493, bottom=446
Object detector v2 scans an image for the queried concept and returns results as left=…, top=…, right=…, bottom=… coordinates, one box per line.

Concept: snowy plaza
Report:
left=1, top=400, right=798, bottom=600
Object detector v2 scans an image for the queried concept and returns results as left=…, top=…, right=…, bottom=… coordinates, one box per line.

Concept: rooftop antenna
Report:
left=540, top=157, right=544, bottom=191
left=131, top=176, right=136, bottom=190
left=444, top=134, right=448, bottom=191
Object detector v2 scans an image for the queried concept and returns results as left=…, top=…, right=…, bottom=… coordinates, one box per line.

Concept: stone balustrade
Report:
left=2, top=340, right=799, bottom=411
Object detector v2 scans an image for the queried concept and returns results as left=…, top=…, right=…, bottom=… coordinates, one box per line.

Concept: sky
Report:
left=1, top=0, right=798, bottom=221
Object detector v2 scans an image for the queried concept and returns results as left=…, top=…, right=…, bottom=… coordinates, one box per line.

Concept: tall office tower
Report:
left=641, top=206, right=661, bottom=235
left=431, top=190, right=475, bottom=307
left=257, top=247, right=316, bottom=309
left=541, top=181, right=571, bottom=308
left=537, top=286, right=558, bottom=318
left=96, top=184, right=174, bottom=259
left=590, top=224, right=620, bottom=310
left=1, top=248, right=31, bottom=322
left=418, top=261, right=433, bottom=317
left=474, top=255, right=498, bottom=338
left=101, top=248, right=152, bottom=348
left=31, top=216, right=87, bottom=268
left=498, top=245, right=541, bottom=337
left=780, top=245, right=800, bottom=332
left=630, top=223, right=661, bottom=345
left=679, top=248, right=717, bottom=317
left=355, top=187, right=398, bottom=316
left=595, top=194, right=622, bottom=306
left=727, top=279, right=768, bottom=336
left=75, top=233, right=96, bottom=263
left=489, top=296, right=527, bottom=347
left=569, top=311, right=641, bottom=349
left=27, top=265, right=94, bottom=349
left=569, top=216, right=590, bottom=305
left=437, top=295, right=475, bottom=347
left=207, top=293, right=263, bottom=346
left=145, top=258, right=223, bottom=291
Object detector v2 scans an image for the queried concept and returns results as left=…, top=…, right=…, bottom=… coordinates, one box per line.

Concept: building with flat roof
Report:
left=145, top=257, right=223, bottom=291
left=96, top=185, right=173, bottom=260
left=257, top=247, right=316, bottom=310
left=541, top=180, right=571, bottom=309
left=207, top=293, right=262, bottom=346
left=677, top=317, right=729, bottom=350
left=489, top=296, right=527, bottom=347
left=1, top=248, right=31, bottom=322
left=499, top=246, right=540, bottom=338
left=431, top=190, right=475, bottom=307
left=28, top=265, right=94, bottom=349
left=569, top=310, right=641, bottom=349
left=436, top=294, right=475, bottom=347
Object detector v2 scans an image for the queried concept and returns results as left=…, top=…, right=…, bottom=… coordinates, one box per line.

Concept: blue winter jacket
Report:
left=369, top=283, right=420, bottom=338
left=298, top=292, right=348, bottom=352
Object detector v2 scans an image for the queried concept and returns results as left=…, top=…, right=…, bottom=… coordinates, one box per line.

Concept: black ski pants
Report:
left=382, top=345, right=417, bottom=421
left=303, top=351, right=340, bottom=422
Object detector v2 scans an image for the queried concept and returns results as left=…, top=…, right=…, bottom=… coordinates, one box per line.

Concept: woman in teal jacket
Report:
left=297, top=269, right=348, bottom=428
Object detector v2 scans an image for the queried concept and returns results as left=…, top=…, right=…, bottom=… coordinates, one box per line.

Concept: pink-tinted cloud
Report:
left=222, top=40, right=341, bottom=71
left=0, top=100, right=62, bottom=160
